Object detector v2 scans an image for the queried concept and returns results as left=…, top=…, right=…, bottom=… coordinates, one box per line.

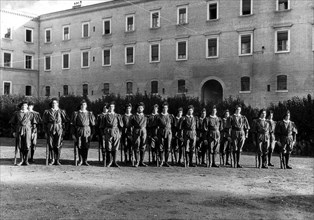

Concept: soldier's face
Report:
left=81, top=103, right=87, bottom=111
left=153, top=107, right=158, bottom=113
left=188, top=109, right=193, bottom=115
left=178, top=111, right=183, bottom=117
left=109, top=104, right=115, bottom=112
left=212, top=109, right=217, bottom=115
left=285, top=113, right=290, bottom=120
left=225, top=112, right=230, bottom=118
left=261, top=111, right=266, bottom=119
left=236, top=107, right=241, bottom=114
left=28, top=105, right=34, bottom=111
left=21, top=104, right=28, bottom=111
left=163, top=105, right=168, bottom=113
left=52, top=101, right=58, bottom=109
left=103, top=106, right=107, bottom=113
left=126, top=106, right=132, bottom=114
left=269, top=113, right=273, bottom=120
left=138, top=106, right=144, bottom=113
left=201, top=112, right=206, bottom=118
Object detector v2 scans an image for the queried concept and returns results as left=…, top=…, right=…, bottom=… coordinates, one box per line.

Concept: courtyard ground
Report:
left=0, top=138, right=313, bottom=220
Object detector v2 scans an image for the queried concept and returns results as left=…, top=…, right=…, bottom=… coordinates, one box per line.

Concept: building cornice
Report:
left=0, top=67, right=39, bottom=73
left=272, top=23, right=293, bottom=28
left=0, top=9, right=38, bottom=20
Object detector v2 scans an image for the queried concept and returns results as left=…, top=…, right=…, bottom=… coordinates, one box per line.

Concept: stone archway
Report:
left=201, top=79, right=223, bottom=104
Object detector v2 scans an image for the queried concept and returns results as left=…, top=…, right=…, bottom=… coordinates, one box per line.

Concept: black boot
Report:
left=159, top=151, right=164, bottom=167
left=280, top=153, right=286, bottom=169
left=112, top=151, right=120, bottom=167
left=107, top=151, right=113, bottom=167
left=189, top=152, right=195, bottom=167
left=83, top=149, right=89, bottom=166
left=139, top=151, right=147, bottom=167
left=212, top=153, right=219, bottom=167
left=29, top=147, right=35, bottom=163
left=78, top=148, right=83, bottom=166
left=257, top=155, right=261, bottom=169
left=22, top=150, right=29, bottom=166
left=268, top=152, right=274, bottom=166
left=221, top=153, right=225, bottom=166
left=164, top=150, right=171, bottom=167
left=207, top=151, right=212, bottom=168
left=286, top=154, right=292, bottom=169
left=236, top=151, right=242, bottom=168
left=134, top=151, right=139, bottom=167
left=261, top=155, right=268, bottom=169
left=56, top=148, right=62, bottom=165
left=49, top=149, right=55, bottom=166
left=226, top=152, right=231, bottom=166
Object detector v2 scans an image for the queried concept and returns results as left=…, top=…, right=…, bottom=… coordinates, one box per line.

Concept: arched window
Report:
left=277, top=75, right=287, bottom=90
left=151, top=81, right=158, bottom=94
left=126, top=82, right=133, bottom=95
left=63, top=85, right=68, bottom=96
left=178, top=79, right=186, bottom=93
left=83, top=84, right=88, bottom=96
left=45, top=86, right=50, bottom=96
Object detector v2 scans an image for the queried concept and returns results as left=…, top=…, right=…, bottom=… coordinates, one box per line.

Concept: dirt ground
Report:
left=0, top=138, right=313, bottom=220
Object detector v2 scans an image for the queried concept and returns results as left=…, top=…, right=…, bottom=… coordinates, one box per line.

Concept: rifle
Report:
left=46, top=137, right=49, bottom=166
left=74, top=140, right=77, bottom=166
left=103, top=148, right=106, bottom=167
left=120, top=140, right=123, bottom=163
left=148, top=142, right=151, bottom=163
left=98, top=136, right=101, bottom=162
left=14, top=137, right=18, bottom=165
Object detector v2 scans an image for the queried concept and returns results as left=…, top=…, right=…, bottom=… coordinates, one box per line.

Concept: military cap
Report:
left=49, top=98, right=59, bottom=108
left=187, top=105, right=194, bottom=110
left=18, top=101, right=28, bottom=109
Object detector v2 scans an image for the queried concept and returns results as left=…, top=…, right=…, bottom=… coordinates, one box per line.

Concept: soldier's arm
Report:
left=9, top=113, right=17, bottom=136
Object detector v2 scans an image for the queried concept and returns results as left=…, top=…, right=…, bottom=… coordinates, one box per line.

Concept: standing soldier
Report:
left=230, top=105, right=250, bottom=168
left=204, top=105, right=222, bottom=168
left=196, top=108, right=207, bottom=165
left=28, top=101, right=42, bottom=163
left=71, top=100, right=95, bottom=166
left=147, top=104, right=159, bottom=164
left=267, top=110, right=276, bottom=167
left=96, top=103, right=108, bottom=164
left=172, top=107, right=183, bottom=165
left=251, top=109, right=271, bottom=169
left=130, top=102, right=148, bottom=167
left=42, top=98, right=68, bottom=165
left=180, top=105, right=197, bottom=167
left=103, top=101, right=123, bottom=167
left=275, top=110, right=297, bottom=169
left=220, top=110, right=231, bottom=166
left=122, top=103, right=133, bottom=164
left=156, top=102, right=173, bottom=167
left=10, top=101, right=36, bottom=166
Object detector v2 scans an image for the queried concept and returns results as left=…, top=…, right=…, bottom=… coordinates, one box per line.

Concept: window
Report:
left=25, top=55, right=33, bottom=69
left=176, top=40, right=188, bottom=61
left=177, top=6, right=188, bottom=24
left=44, top=55, right=51, bottom=71
left=62, top=53, right=70, bottom=69
left=3, top=27, right=12, bottom=39
left=25, top=86, right=32, bottom=96
left=103, top=19, right=111, bottom=35
left=241, top=0, right=252, bottom=16
left=82, top=22, right=90, bottom=38
left=83, top=84, right=88, bottom=96
left=151, top=81, right=158, bottom=94
left=3, top=52, right=12, bottom=67
left=276, top=30, right=290, bottom=53
left=207, top=2, right=219, bottom=20
left=241, top=77, right=250, bottom=91
left=151, top=10, right=160, bottom=28
left=126, top=14, right=135, bottom=32
left=277, top=75, right=287, bottom=91
left=125, top=46, right=135, bottom=64
left=63, top=26, right=70, bottom=40
left=45, top=86, right=50, bottom=96
left=150, top=43, right=160, bottom=63
left=206, top=37, right=219, bottom=58
left=277, top=0, right=290, bottom=11
left=25, top=28, right=33, bottom=43
left=178, top=80, right=186, bottom=93
left=239, top=33, right=253, bottom=55
left=126, top=82, right=133, bottom=95
left=63, top=85, right=68, bottom=96
left=45, top=28, right=51, bottom=43
left=81, top=51, right=90, bottom=68
left=3, top=82, right=11, bottom=95
left=102, top=49, right=111, bottom=66
left=103, top=83, right=110, bottom=95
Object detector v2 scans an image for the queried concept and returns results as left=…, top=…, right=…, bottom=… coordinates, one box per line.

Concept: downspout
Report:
left=37, top=16, right=40, bottom=98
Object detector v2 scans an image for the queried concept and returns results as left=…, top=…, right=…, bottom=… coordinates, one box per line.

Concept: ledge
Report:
left=149, top=26, right=161, bottom=30
left=272, top=23, right=293, bottom=28
left=275, top=9, right=292, bottom=13
left=206, top=18, right=220, bottom=23
left=23, top=50, right=35, bottom=54
left=102, top=33, right=112, bottom=37
left=276, top=90, right=288, bottom=93
left=80, top=46, right=91, bottom=50
left=239, top=13, right=254, bottom=18
left=175, top=34, right=190, bottom=39
left=203, top=31, right=221, bottom=36
left=239, top=91, right=251, bottom=94
left=148, top=38, right=162, bottom=42
left=124, top=41, right=136, bottom=45
left=103, top=43, right=113, bottom=47
left=236, top=27, right=255, bottom=32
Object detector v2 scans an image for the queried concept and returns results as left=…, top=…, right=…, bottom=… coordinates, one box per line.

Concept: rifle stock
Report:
left=74, top=141, right=77, bottom=166
left=14, top=137, right=18, bottom=165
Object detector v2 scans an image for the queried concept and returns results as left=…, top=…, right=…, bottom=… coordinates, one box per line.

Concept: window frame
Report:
left=151, top=80, right=158, bottom=94
left=125, top=45, right=135, bottom=65
left=62, top=25, right=70, bottom=41
left=239, top=32, right=253, bottom=56
left=206, top=36, right=219, bottom=58
left=25, top=85, right=32, bottom=96
left=276, top=0, right=290, bottom=11
left=3, top=51, right=13, bottom=68
left=178, top=79, right=186, bottom=94
left=103, top=83, right=110, bottom=95
left=25, top=28, right=33, bottom=43
left=240, top=76, right=251, bottom=93
left=103, top=18, right=111, bottom=35
left=63, top=85, right=69, bottom=96
left=150, top=10, right=160, bottom=28
left=240, top=0, right=253, bottom=16
left=126, top=82, right=133, bottom=95
left=82, top=22, right=90, bottom=38
left=276, top=75, right=288, bottom=91
left=177, top=5, right=188, bottom=25
left=102, top=48, right=111, bottom=66
left=45, top=28, right=52, bottom=43
left=207, top=1, right=219, bottom=20
left=44, top=55, right=51, bottom=71
left=24, top=54, right=33, bottom=69
left=82, top=84, right=89, bottom=96
left=176, top=39, right=188, bottom=61
left=81, top=50, right=90, bottom=68
left=275, top=29, right=290, bottom=53
left=149, top=42, right=160, bottom=63
left=3, top=81, right=12, bottom=95
left=125, top=14, right=135, bottom=32
left=62, top=52, right=70, bottom=69
left=45, top=86, right=51, bottom=97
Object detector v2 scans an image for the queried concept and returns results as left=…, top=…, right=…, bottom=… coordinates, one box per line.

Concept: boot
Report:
left=159, top=151, right=164, bottom=167
left=77, top=149, right=83, bottom=166
left=207, top=151, right=212, bottom=168
left=268, top=152, right=274, bottom=166
left=164, top=151, right=171, bottom=167
left=56, top=148, right=62, bottom=165
left=107, top=151, right=113, bottom=167
left=124, top=151, right=128, bottom=164
left=185, top=151, right=189, bottom=167
left=257, top=155, right=261, bottom=169
left=221, top=153, right=225, bottom=166
left=236, top=151, right=242, bottom=168
left=83, top=149, right=90, bottom=166
left=212, top=153, right=219, bottom=167
left=139, top=151, right=147, bottom=167
left=134, top=152, right=139, bottom=167
left=29, top=147, right=35, bottom=163
left=22, top=150, right=29, bottom=166
left=189, top=152, right=195, bottom=167
left=226, top=153, right=231, bottom=166
left=178, top=149, right=182, bottom=165
left=174, top=150, right=178, bottom=164
left=49, top=149, right=55, bottom=166
left=286, top=154, right=292, bottom=169
left=112, top=151, right=120, bottom=167
left=102, top=153, right=106, bottom=167
left=261, top=155, right=268, bottom=169
left=280, top=153, right=286, bottom=169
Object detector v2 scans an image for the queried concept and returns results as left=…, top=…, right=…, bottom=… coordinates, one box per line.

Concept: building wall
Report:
left=0, top=10, right=39, bottom=96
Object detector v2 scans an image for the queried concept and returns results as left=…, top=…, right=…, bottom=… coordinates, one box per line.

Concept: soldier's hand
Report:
left=72, top=135, right=77, bottom=142
left=31, top=133, right=35, bottom=139
left=277, top=142, right=282, bottom=147
left=12, top=132, right=16, bottom=138
left=245, top=133, right=248, bottom=138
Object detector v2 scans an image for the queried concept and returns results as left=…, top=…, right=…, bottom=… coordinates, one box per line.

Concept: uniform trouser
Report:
left=17, top=132, right=31, bottom=153
left=256, top=140, right=269, bottom=156
left=30, top=133, right=37, bottom=149
left=105, top=134, right=120, bottom=152
left=122, top=135, right=132, bottom=152
left=158, top=133, right=172, bottom=153
left=48, top=133, right=63, bottom=151
left=208, top=138, right=220, bottom=154
left=184, top=136, right=196, bottom=152
left=220, top=138, right=231, bottom=155
left=133, top=130, right=147, bottom=153
left=231, top=131, right=246, bottom=153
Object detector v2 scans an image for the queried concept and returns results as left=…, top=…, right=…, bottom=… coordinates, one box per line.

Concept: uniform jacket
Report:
left=130, top=113, right=147, bottom=136
left=122, top=114, right=133, bottom=137
left=275, top=120, right=297, bottom=143
left=203, top=115, right=222, bottom=140
left=180, top=115, right=197, bottom=139
left=251, top=118, right=271, bottom=142
left=230, top=114, right=250, bottom=132
left=71, top=110, right=95, bottom=137
left=221, top=117, right=231, bottom=139
left=156, top=113, right=174, bottom=138
left=42, top=108, right=68, bottom=135
left=9, top=110, right=36, bottom=136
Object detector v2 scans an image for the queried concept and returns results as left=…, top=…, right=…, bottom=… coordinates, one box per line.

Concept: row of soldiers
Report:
left=9, top=98, right=297, bottom=169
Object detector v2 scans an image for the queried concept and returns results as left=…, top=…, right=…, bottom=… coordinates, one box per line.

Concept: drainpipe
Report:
left=37, top=16, right=40, bottom=98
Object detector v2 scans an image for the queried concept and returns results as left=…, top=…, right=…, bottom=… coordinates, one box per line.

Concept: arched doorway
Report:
left=201, top=79, right=223, bottom=104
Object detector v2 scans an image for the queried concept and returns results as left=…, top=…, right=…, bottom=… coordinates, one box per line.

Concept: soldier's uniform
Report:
left=9, top=106, right=36, bottom=166
left=156, top=112, right=174, bottom=166
left=230, top=113, right=250, bottom=168
left=147, top=110, right=159, bottom=163
left=96, top=111, right=107, bottom=162
left=220, top=114, right=231, bottom=165
left=171, top=114, right=183, bottom=164
left=275, top=115, right=297, bottom=169
left=103, top=112, right=123, bottom=167
left=130, top=110, right=148, bottom=167
left=252, top=117, right=271, bottom=168
left=28, top=109, right=42, bottom=163
left=71, top=110, right=95, bottom=166
left=204, top=115, right=222, bottom=167
left=42, top=106, right=68, bottom=165
left=180, top=112, right=197, bottom=167
left=267, top=118, right=276, bottom=166
left=122, top=113, right=133, bottom=163
left=196, top=114, right=207, bottom=165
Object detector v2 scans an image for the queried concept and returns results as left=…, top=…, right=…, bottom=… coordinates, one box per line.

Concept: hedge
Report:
left=0, top=94, right=313, bottom=156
